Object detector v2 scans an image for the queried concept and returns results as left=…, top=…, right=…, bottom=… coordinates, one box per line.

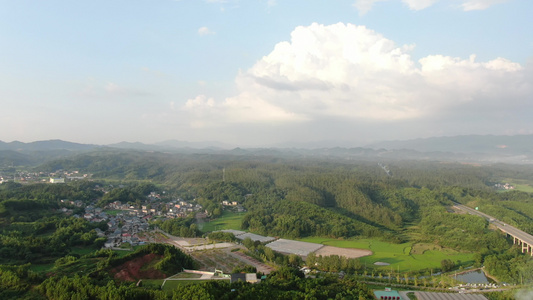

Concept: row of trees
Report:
left=151, top=217, right=200, bottom=238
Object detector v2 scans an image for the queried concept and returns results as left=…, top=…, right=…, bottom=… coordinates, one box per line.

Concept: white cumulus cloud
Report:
left=176, top=22, right=530, bottom=144
left=402, top=0, right=439, bottom=10
left=460, top=0, right=510, bottom=11
left=198, top=26, right=215, bottom=36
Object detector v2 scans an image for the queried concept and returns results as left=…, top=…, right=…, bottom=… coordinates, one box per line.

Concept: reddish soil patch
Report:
left=111, top=253, right=167, bottom=282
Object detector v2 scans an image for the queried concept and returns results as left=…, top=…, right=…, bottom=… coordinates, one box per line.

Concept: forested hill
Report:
left=30, top=150, right=533, bottom=240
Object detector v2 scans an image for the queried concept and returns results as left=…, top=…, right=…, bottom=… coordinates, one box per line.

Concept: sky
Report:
left=1, top=0, right=532, bottom=147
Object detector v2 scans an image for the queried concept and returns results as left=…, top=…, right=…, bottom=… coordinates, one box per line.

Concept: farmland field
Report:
left=201, top=211, right=246, bottom=232
left=299, top=237, right=473, bottom=272
left=502, top=178, right=533, bottom=193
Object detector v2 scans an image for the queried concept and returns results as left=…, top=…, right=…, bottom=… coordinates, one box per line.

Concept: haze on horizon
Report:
left=1, top=0, right=532, bottom=148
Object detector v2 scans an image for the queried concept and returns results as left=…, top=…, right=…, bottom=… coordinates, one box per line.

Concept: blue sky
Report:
left=1, top=0, right=531, bottom=147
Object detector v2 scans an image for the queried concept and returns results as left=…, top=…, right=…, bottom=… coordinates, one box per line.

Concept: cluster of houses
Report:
left=0, top=169, right=91, bottom=184
left=79, top=198, right=203, bottom=248
left=221, top=200, right=246, bottom=213
left=79, top=204, right=149, bottom=248
left=494, top=183, right=515, bottom=190
left=0, top=171, right=51, bottom=183
left=106, top=198, right=204, bottom=219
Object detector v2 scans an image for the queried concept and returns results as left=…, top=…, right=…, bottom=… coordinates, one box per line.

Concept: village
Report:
left=0, top=169, right=91, bottom=184
left=60, top=191, right=205, bottom=249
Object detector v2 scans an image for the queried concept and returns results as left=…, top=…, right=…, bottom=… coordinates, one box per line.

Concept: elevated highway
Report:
left=453, top=203, right=533, bottom=256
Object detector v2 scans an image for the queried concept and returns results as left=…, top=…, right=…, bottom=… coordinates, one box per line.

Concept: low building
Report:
left=50, top=177, right=65, bottom=183
left=373, top=289, right=401, bottom=300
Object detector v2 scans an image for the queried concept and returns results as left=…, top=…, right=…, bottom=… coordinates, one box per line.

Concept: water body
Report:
left=455, top=270, right=491, bottom=284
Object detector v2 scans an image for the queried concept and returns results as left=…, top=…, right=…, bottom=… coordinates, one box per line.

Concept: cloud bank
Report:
left=176, top=22, right=530, bottom=145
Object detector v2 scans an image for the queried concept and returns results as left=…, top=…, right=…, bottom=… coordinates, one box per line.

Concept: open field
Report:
left=299, top=237, right=474, bottom=272
left=502, top=178, right=533, bottom=193
left=201, top=211, right=246, bottom=232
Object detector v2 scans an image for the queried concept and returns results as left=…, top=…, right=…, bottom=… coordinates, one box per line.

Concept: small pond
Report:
left=455, top=270, right=491, bottom=284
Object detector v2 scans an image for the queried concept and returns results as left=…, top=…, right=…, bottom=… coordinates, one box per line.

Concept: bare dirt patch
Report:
left=111, top=253, right=167, bottom=282
left=313, top=246, right=372, bottom=258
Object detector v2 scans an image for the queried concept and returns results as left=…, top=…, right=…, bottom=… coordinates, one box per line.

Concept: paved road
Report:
left=453, top=203, right=533, bottom=248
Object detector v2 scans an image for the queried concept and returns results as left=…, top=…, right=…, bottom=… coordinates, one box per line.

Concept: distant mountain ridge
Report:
left=1, top=135, right=533, bottom=166
left=0, top=139, right=99, bottom=151
left=366, top=134, right=533, bottom=155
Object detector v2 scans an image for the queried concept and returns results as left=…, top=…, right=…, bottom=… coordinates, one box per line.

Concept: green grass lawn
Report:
left=509, top=183, right=533, bottom=193
left=299, top=237, right=473, bottom=273
left=201, top=211, right=246, bottom=233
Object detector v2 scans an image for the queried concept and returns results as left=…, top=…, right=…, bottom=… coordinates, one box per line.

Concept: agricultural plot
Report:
left=201, top=211, right=246, bottom=232
left=299, top=237, right=474, bottom=272
left=502, top=178, right=533, bottom=193
left=266, top=239, right=323, bottom=256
